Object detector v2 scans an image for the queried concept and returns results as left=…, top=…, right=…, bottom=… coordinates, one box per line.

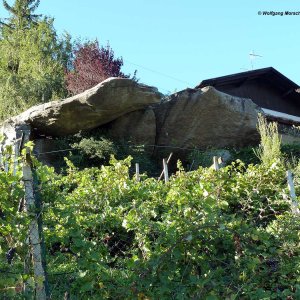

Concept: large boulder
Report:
left=154, top=86, right=261, bottom=151
left=106, top=108, right=156, bottom=147
left=4, top=78, right=162, bottom=137
left=1, top=82, right=263, bottom=168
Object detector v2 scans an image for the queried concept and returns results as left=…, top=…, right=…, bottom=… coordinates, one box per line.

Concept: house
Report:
left=196, top=67, right=300, bottom=126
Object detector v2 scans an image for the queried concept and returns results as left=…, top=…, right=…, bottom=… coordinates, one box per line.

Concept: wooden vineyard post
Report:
left=0, top=144, right=2, bottom=169
left=13, top=132, right=23, bottom=177
left=286, top=170, right=300, bottom=215
left=163, top=158, right=169, bottom=183
left=4, top=153, right=9, bottom=172
left=135, top=163, right=140, bottom=182
left=19, top=125, right=48, bottom=300
left=158, top=152, right=173, bottom=181
left=213, top=156, right=220, bottom=171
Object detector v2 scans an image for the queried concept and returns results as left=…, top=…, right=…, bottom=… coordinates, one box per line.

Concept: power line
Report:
left=124, top=59, right=191, bottom=86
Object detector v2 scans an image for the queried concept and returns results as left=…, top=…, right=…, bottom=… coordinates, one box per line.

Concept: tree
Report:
left=0, top=0, right=41, bottom=30
left=66, top=40, right=131, bottom=95
left=0, top=0, right=72, bottom=121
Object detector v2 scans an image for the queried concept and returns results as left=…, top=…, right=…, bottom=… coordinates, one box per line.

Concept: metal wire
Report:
left=35, top=144, right=203, bottom=156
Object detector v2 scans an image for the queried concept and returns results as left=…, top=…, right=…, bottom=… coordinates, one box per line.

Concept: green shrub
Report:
left=36, top=159, right=300, bottom=299
left=1, top=153, right=299, bottom=299
left=57, top=129, right=159, bottom=176
left=188, top=149, right=215, bottom=168
left=188, top=147, right=261, bottom=169
left=254, top=114, right=282, bottom=165
left=71, top=136, right=117, bottom=166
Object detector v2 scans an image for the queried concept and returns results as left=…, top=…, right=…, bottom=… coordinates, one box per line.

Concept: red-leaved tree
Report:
left=66, top=40, right=129, bottom=95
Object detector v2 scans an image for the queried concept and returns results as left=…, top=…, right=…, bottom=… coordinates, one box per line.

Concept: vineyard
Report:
left=0, top=140, right=299, bottom=299
left=0, top=1, right=299, bottom=299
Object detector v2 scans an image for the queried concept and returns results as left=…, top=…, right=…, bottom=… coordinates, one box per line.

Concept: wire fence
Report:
left=33, top=142, right=201, bottom=179
left=0, top=134, right=223, bottom=299
left=0, top=127, right=49, bottom=299
left=0, top=129, right=299, bottom=299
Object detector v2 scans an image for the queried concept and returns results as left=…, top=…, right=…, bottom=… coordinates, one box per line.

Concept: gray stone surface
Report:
left=2, top=77, right=162, bottom=137
left=154, top=86, right=261, bottom=150
left=107, top=108, right=156, bottom=147
left=0, top=82, right=264, bottom=162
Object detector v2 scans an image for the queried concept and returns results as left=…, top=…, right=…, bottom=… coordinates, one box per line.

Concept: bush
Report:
left=35, top=159, right=300, bottom=299
left=188, top=147, right=260, bottom=169
left=1, top=151, right=300, bottom=299
left=71, top=136, right=117, bottom=166
left=254, top=114, right=282, bottom=165
left=54, top=129, right=159, bottom=176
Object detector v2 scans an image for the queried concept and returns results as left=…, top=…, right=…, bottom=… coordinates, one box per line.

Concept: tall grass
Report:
left=254, top=114, right=282, bottom=165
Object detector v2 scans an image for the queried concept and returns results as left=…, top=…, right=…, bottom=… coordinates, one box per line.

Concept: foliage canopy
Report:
left=1, top=0, right=41, bottom=30
left=65, top=40, right=131, bottom=95
left=0, top=154, right=299, bottom=299
left=0, top=0, right=72, bottom=121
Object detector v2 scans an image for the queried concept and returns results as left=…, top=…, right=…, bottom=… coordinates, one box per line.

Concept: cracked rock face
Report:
left=154, top=86, right=261, bottom=150
left=3, top=77, right=162, bottom=137
left=1, top=80, right=262, bottom=161
left=106, top=108, right=156, bottom=147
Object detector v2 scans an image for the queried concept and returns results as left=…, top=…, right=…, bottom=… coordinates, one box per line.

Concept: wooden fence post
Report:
left=158, top=153, right=173, bottom=181
left=4, top=153, right=9, bottom=173
left=163, top=158, right=169, bottom=183
left=19, top=125, right=48, bottom=300
left=213, top=156, right=220, bottom=171
left=0, top=146, right=2, bottom=169
left=135, top=163, right=140, bottom=182
left=13, top=132, right=24, bottom=177
left=286, top=170, right=300, bottom=215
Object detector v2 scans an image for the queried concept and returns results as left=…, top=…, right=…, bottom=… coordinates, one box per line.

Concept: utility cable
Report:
left=124, top=59, right=191, bottom=86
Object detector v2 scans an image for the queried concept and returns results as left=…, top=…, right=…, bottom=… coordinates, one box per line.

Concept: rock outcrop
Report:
left=0, top=78, right=262, bottom=162
left=154, top=86, right=260, bottom=150
left=4, top=78, right=162, bottom=137
left=106, top=108, right=156, bottom=146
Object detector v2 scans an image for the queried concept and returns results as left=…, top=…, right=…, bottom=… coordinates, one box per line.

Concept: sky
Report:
left=1, top=0, right=300, bottom=94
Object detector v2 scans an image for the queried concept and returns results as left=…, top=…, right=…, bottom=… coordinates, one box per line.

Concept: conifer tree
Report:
left=0, top=0, right=72, bottom=120
left=1, top=0, right=41, bottom=30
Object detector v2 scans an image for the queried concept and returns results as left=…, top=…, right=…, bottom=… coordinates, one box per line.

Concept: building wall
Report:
left=215, top=79, right=300, bottom=116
